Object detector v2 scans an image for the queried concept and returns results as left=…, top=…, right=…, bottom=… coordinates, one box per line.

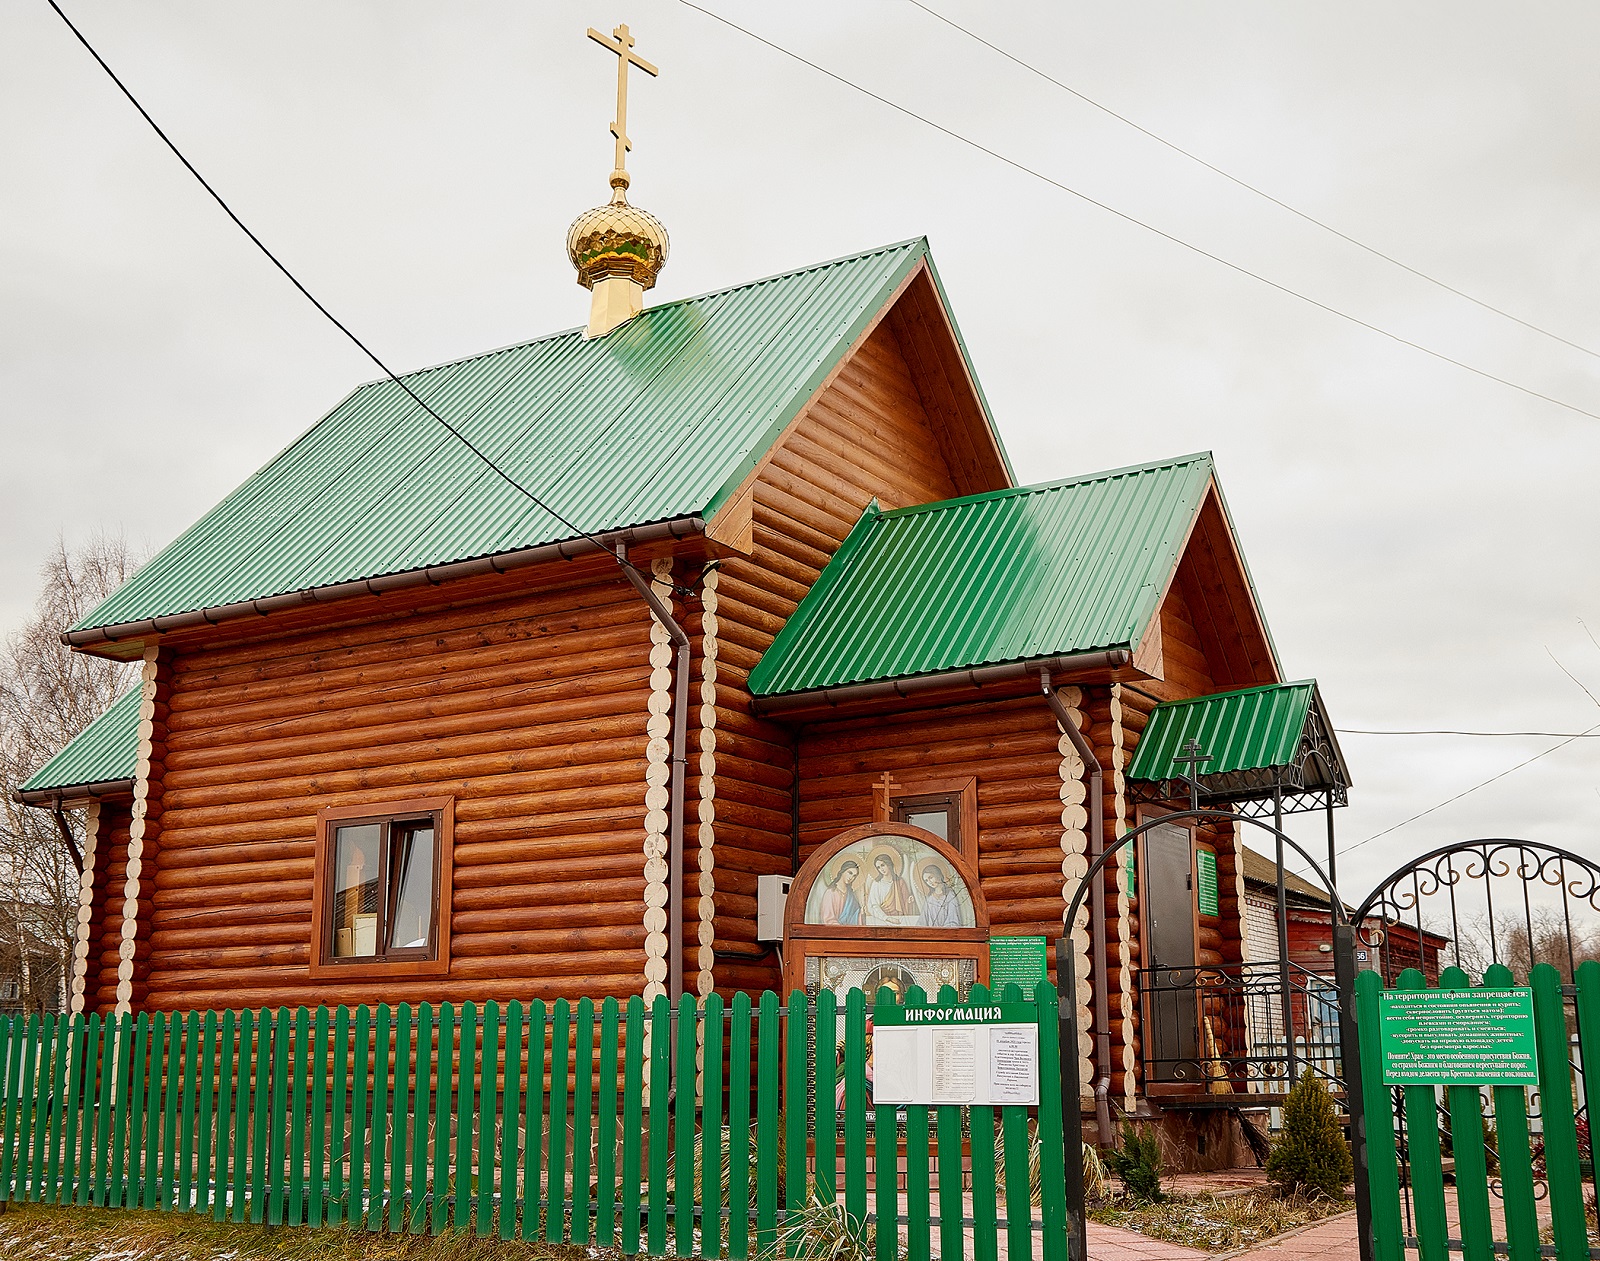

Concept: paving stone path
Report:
left=1083, top=1206, right=1357, bottom=1260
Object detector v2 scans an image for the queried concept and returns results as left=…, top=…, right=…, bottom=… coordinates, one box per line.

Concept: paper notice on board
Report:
left=988, top=1025, right=1039, bottom=1104
left=871, top=1028, right=919, bottom=1104
left=931, top=1029, right=977, bottom=1102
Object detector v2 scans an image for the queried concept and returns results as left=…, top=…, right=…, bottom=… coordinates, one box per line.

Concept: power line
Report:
left=909, top=0, right=1600, bottom=363
left=676, top=1, right=1600, bottom=425
left=1338, top=728, right=1600, bottom=738
left=45, top=0, right=681, bottom=596
left=1339, top=719, right=1600, bottom=856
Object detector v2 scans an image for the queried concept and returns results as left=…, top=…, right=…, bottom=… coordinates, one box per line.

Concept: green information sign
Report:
left=876, top=1001, right=1039, bottom=1026
left=1196, top=849, right=1219, bottom=917
left=987, top=936, right=1049, bottom=994
left=1379, top=988, right=1539, bottom=1085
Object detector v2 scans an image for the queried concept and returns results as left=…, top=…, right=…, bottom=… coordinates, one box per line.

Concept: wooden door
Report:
left=1143, top=821, right=1200, bottom=1082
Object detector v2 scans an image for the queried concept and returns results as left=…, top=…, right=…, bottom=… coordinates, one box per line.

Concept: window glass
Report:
left=388, top=823, right=435, bottom=951
left=332, top=823, right=382, bottom=958
left=902, top=808, right=950, bottom=840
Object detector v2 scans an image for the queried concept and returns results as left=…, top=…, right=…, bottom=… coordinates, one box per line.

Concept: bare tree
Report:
left=0, top=535, right=140, bottom=1013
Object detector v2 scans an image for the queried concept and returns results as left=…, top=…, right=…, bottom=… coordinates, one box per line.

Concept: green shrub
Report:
left=1266, top=1070, right=1354, bottom=1201
left=1107, top=1122, right=1164, bottom=1203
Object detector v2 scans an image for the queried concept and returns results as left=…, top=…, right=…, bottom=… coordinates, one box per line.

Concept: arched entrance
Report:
left=1058, top=808, right=1354, bottom=1261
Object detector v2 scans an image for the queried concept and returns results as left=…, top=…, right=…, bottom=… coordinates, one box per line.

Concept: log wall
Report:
left=85, top=801, right=133, bottom=1016
left=109, top=556, right=661, bottom=1014
left=709, top=316, right=982, bottom=994
left=793, top=684, right=1099, bottom=1093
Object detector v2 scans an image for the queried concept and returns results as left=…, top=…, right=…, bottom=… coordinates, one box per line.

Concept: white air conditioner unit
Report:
left=757, top=875, right=793, bottom=942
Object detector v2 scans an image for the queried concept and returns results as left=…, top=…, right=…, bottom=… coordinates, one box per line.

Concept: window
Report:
left=871, top=774, right=978, bottom=866
left=311, top=798, right=453, bottom=979
left=891, top=792, right=961, bottom=847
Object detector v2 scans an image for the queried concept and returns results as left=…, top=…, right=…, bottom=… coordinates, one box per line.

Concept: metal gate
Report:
left=1058, top=808, right=1358, bottom=1261
left=1349, top=840, right=1600, bottom=1261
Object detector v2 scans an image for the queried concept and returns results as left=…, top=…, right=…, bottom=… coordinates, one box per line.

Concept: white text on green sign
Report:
left=1378, top=988, right=1538, bottom=1086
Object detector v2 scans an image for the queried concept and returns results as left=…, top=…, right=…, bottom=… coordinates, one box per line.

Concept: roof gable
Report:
left=747, top=452, right=1221, bottom=698
left=77, top=239, right=990, bottom=637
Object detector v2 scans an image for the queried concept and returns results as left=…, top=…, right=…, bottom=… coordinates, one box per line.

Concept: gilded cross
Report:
left=1171, top=738, right=1213, bottom=813
left=587, top=23, right=659, bottom=179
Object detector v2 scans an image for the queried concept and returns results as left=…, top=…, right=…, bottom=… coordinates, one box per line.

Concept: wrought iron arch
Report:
left=1352, top=838, right=1600, bottom=986
left=1346, top=839, right=1600, bottom=1261
left=1058, top=809, right=1361, bottom=1261
left=1062, top=808, right=1348, bottom=936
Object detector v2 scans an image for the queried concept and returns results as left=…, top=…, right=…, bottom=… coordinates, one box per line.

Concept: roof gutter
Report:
left=62, top=517, right=707, bottom=649
left=15, top=779, right=137, bottom=809
left=750, top=648, right=1132, bottom=715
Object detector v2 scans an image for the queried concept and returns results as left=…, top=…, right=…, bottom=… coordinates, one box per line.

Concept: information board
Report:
left=988, top=935, right=1049, bottom=993
left=873, top=1003, right=1040, bottom=1106
left=1196, top=849, right=1219, bottom=917
left=1379, top=987, right=1539, bottom=1085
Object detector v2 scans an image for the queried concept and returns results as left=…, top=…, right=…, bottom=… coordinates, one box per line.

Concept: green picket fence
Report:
left=1357, top=962, right=1600, bottom=1261
left=0, top=982, right=1066, bottom=1260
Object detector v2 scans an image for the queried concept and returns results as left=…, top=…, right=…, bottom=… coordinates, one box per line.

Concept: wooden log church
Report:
left=18, top=27, right=1351, bottom=1147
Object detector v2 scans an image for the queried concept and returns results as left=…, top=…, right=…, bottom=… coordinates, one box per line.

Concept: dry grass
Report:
left=1088, top=1188, right=1351, bottom=1254
left=0, top=1202, right=603, bottom=1261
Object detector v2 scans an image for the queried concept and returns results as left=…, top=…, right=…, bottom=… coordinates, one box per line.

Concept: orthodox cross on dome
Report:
left=587, top=23, right=659, bottom=198
left=1171, top=739, right=1213, bottom=813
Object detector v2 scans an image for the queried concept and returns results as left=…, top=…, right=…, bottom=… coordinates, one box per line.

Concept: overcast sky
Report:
left=3, top=1, right=1598, bottom=899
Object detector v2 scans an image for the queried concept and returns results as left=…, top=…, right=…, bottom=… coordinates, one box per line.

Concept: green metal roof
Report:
left=77, top=239, right=987, bottom=635
left=1125, top=680, right=1351, bottom=815
left=17, top=687, right=140, bottom=798
left=1128, top=681, right=1316, bottom=780
left=747, top=453, right=1217, bottom=697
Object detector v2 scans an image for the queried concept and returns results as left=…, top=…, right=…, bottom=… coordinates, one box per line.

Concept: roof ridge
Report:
left=877, top=450, right=1215, bottom=520
left=354, top=238, right=931, bottom=391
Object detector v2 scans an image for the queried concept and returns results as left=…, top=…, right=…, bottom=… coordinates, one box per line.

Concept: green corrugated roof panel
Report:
left=77, top=238, right=967, bottom=634
left=1124, top=679, right=1351, bottom=814
left=748, top=453, right=1217, bottom=697
left=1126, top=681, right=1316, bottom=781
left=18, top=687, right=140, bottom=795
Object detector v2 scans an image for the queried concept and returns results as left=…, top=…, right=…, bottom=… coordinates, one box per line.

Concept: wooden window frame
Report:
left=872, top=774, right=978, bottom=867
left=309, top=796, right=453, bottom=980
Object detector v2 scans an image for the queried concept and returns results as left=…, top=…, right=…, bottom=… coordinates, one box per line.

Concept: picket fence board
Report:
left=0, top=986, right=1067, bottom=1260
left=1361, top=963, right=1600, bottom=1261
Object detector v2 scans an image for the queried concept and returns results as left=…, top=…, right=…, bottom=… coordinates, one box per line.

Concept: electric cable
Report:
left=45, top=0, right=693, bottom=597
left=1339, top=719, right=1600, bottom=855
left=909, top=0, right=1600, bottom=363
left=676, top=0, right=1600, bottom=425
left=1337, top=729, right=1600, bottom=738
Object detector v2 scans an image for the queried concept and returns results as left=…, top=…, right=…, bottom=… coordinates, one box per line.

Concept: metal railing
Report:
left=1136, top=960, right=1344, bottom=1095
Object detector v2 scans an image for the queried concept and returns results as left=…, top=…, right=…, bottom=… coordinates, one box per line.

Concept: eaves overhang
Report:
left=751, top=647, right=1133, bottom=716
left=64, top=516, right=705, bottom=652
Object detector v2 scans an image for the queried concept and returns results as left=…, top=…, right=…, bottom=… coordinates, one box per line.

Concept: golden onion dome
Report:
left=566, top=172, right=669, bottom=292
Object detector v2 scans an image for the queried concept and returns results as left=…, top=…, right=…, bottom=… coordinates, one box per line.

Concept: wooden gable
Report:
left=705, top=261, right=1009, bottom=572
left=1139, top=482, right=1280, bottom=700
left=699, top=263, right=1010, bottom=994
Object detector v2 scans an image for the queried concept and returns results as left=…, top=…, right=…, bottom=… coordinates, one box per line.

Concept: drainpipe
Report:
left=1041, top=669, right=1113, bottom=1146
left=618, top=545, right=689, bottom=1006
